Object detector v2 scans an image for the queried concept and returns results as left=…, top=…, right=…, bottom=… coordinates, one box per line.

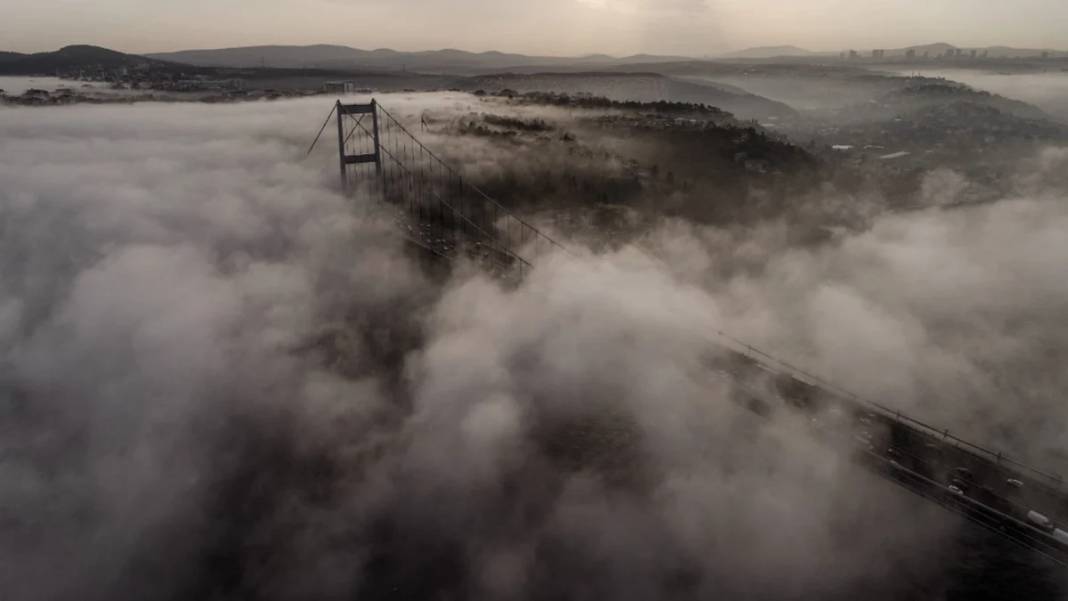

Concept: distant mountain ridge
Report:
left=0, top=43, right=694, bottom=79
left=9, top=42, right=1068, bottom=78
left=0, top=45, right=173, bottom=75
left=145, top=44, right=693, bottom=74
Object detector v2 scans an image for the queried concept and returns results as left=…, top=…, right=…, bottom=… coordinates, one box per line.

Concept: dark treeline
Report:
left=504, top=91, right=736, bottom=119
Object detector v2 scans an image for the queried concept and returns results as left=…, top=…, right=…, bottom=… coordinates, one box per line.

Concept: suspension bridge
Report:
left=314, top=98, right=1068, bottom=567
left=321, top=98, right=565, bottom=279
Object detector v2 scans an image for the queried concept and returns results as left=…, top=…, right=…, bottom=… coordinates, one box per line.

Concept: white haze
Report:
left=888, top=68, right=1068, bottom=121
left=0, top=77, right=72, bottom=95
left=1, top=94, right=1067, bottom=599
left=648, top=175, right=1068, bottom=467
left=0, top=76, right=145, bottom=97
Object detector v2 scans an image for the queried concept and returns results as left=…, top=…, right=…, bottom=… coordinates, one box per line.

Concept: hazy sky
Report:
left=4, top=0, right=1068, bottom=56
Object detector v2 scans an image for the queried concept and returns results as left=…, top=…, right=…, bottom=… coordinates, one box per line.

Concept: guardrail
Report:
left=713, top=329, right=1065, bottom=492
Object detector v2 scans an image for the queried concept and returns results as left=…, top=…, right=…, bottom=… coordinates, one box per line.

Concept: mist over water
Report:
left=2, top=95, right=1068, bottom=599
left=0, top=76, right=73, bottom=94
left=886, top=69, right=1068, bottom=121
left=649, top=183, right=1068, bottom=467
left=0, top=76, right=145, bottom=97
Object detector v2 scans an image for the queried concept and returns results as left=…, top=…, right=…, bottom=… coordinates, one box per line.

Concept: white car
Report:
left=1027, top=511, right=1054, bottom=532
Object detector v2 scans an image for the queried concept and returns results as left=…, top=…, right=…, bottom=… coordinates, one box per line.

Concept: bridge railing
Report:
left=715, top=329, right=1066, bottom=492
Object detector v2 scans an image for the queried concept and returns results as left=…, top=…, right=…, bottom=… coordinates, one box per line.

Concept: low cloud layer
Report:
left=0, top=97, right=432, bottom=600
left=893, top=70, right=1068, bottom=122
left=2, top=95, right=1067, bottom=600
left=643, top=150, right=1068, bottom=468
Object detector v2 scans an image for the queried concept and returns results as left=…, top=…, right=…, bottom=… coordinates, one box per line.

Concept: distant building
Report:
left=906, top=49, right=916, bottom=59
left=322, top=81, right=360, bottom=94
left=849, top=50, right=859, bottom=60
left=872, top=49, right=886, bottom=59
left=970, top=49, right=978, bottom=59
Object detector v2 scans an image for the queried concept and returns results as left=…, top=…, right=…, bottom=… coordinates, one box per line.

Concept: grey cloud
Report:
left=0, top=97, right=430, bottom=601
left=644, top=156, right=1068, bottom=470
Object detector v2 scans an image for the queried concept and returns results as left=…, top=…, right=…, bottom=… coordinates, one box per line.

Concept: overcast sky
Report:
left=4, top=0, right=1068, bottom=56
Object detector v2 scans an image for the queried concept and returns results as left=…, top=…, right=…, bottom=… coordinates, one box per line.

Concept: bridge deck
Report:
left=715, top=348, right=1068, bottom=566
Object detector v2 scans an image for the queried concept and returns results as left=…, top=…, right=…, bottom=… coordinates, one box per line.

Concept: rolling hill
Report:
left=464, top=72, right=798, bottom=121
left=0, top=45, right=173, bottom=75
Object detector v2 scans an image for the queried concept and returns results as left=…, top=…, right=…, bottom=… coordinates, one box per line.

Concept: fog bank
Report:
left=2, top=95, right=1066, bottom=600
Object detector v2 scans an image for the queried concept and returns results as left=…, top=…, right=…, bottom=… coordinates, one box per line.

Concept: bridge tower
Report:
left=335, top=99, right=382, bottom=193
left=332, top=98, right=565, bottom=278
